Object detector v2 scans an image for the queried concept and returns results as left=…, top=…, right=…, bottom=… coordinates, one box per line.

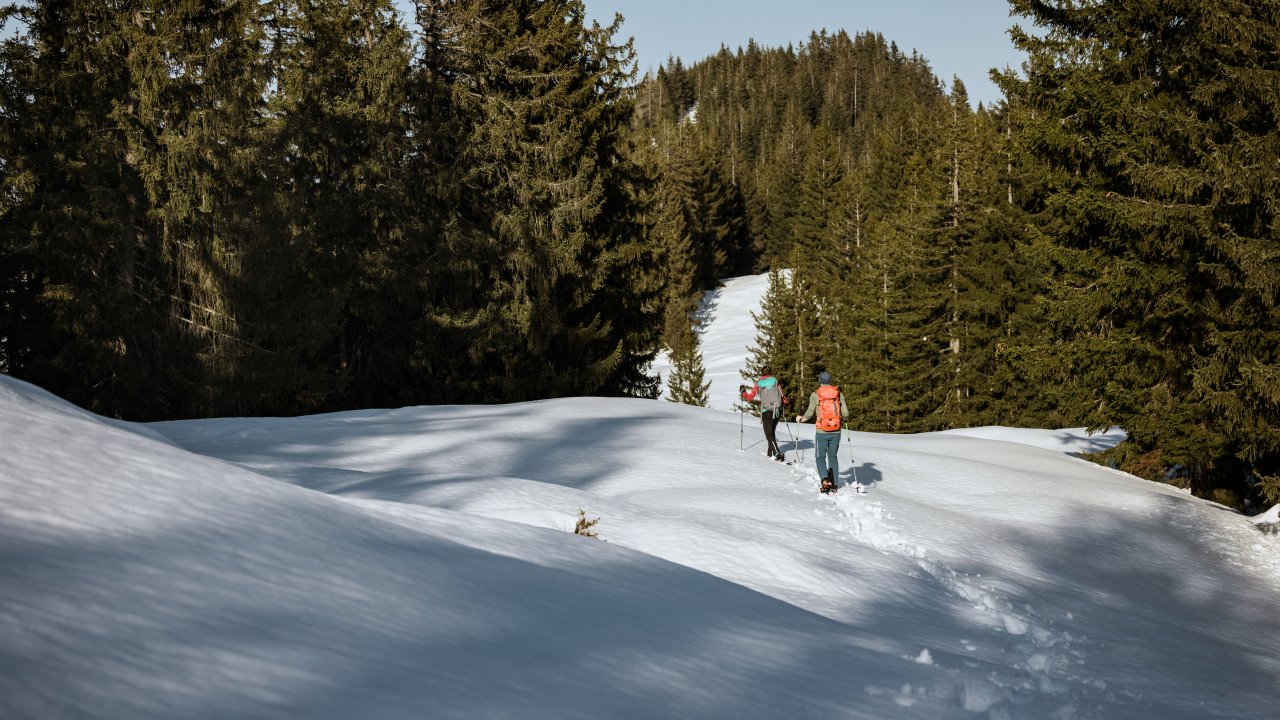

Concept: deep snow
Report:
left=2, top=272, right=1277, bottom=720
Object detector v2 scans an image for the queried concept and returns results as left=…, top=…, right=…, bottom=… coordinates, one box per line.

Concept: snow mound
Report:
left=1252, top=504, right=1279, bottom=534
left=935, top=425, right=1127, bottom=455
left=0, top=376, right=947, bottom=719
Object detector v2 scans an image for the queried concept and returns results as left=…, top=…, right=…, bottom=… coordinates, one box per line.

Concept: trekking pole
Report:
left=737, top=385, right=745, bottom=451
left=846, top=423, right=858, bottom=489
left=788, top=418, right=804, bottom=464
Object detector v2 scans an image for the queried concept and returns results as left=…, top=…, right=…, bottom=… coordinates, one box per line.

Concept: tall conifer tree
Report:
left=665, top=314, right=710, bottom=408
left=651, top=130, right=701, bottom=349
left=745, top=267, right=816, bottom=403
left=791, top=125, right=849, bottom=374
left=118, top=0, right=277, bottom=416
left=999, top=0, right=1280, bottom=501
left=444, top=0, right=652, bottom=401
left=0, top=0, right=184, bottom=418
left=265, top=0, right=417, bottom=411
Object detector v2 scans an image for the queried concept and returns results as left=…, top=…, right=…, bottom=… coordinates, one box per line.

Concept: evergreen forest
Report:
left=2, top=1, right=1277, bottom=508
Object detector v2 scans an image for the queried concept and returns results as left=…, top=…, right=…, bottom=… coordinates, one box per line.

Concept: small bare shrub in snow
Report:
left=574, top=510, right=600, bottom=539
left=1208, top=488, right=1245, bottom=510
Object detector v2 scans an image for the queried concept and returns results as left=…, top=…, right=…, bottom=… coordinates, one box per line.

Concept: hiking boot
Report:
left=820, top=479, right=835, bottom=494
left=775, top=453, right=785, bottom=462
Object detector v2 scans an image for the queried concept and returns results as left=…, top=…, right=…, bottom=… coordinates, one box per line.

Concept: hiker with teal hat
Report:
left=740, top=366, right=789, bottom=461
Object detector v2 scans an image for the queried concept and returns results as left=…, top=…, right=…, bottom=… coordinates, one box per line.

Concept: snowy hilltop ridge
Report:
left=3, top=272, right=1279, bottom=719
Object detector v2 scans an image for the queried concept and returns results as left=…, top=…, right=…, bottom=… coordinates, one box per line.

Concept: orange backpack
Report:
left=816, top=385, right=842, bottom=432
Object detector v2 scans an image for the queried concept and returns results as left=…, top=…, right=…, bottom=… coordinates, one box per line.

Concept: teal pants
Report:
left=815, top=430, right=841, bottom=482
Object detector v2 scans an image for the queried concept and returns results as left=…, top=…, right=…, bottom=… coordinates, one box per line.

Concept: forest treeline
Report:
left=1, top=0, right=663, bottom=417
left=1, top=1, right=1276, bottom=507
left=647, top=3, right=1279, bottom=509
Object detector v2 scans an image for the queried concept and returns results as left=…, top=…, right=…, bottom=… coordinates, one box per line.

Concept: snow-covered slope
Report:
left=2, top=272, right=1277, bottom=719
left=651, top=272, right=779, bottom=411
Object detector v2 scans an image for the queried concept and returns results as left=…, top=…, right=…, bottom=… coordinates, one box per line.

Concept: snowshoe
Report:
left=775, top=452, right=785, bottom=463
left=820, top=479, right=836, bottom=494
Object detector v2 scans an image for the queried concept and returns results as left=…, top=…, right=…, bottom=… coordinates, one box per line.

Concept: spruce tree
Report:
left=651, top=130, right=701, bottom=349
left=998, top=0, right=1280, bottom=502
left=444, top=0, right=653, bottom=401
left=937, top=82, right=1043, bottom=428
left=790, top=125, right=849, bottom=376
left=743, top=270, right=791, bottom=393
left=688, top=135, right=750, bottom=288
left=0, top=0, right=184, bottom=418
left=744, top=266, right=816, bottom=406
left=843, top=93, right=950, bottom=432
left=759, top=99, right=810, bottom=260
left=263, top=0, right=418, bottom=412
left=116, top=0, right=279, bottom=416
left=0, top=4, right=36, bottom=376
left=665, top=314, right=710, bottom=408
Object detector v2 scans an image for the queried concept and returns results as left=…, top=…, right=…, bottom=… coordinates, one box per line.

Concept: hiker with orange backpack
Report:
left=796, top=371, right=849, bottom=493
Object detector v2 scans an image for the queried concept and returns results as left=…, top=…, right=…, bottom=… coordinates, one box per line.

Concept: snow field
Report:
left=3, top=271, right=1277, bottom=719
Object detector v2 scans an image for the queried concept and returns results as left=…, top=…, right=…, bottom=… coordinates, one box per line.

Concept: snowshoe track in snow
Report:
left=788, top=463, right=1130, bottom=717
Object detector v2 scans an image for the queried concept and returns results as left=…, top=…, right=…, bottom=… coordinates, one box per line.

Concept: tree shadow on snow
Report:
left=828, top=493, right=1280, bottom=718
left=156, top=404, right=681, bottom=501
left=1, top=511, right=950, bottom=720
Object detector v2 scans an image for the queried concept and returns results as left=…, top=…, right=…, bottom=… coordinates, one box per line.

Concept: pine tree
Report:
left=842, top=92, right=951, bottom=432
left=262, top=0, right=418, bottom=412
left=790, top=125, right=849, bottom=375
left=998, top=0, right=1280, bottom=502
left=688, top=135, right=750, bottom=288
left=744, top=270, right=789, bottom=390
left=115, top=0, right=280, bottom=417
left=665, top=313, right=710, bottom=408
left=444, top=0, right=653, bottom=401
left=0, top=0, right=186, bottom=418
left=0, top=4, right=37, bottom=376
left=744, top=267, right=816, bottom=406
left=936, top=82, right=1043, bottom=428
left=758, top=99, right=809, bottom=260
left=651, top=131, right=701, bottom=349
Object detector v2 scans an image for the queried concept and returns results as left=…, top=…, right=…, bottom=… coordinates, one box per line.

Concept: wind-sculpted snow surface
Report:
left=3, top=372, right=1278, bottom=719
left=1253, top=504, right=1279, bottom=535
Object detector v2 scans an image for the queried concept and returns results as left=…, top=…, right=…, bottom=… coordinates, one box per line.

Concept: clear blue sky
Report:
left=382, top=0, right=1027, bottom=107
left=5, top=2, right=1025, bottom=106
left=583, top=0, right=1028, bottom=108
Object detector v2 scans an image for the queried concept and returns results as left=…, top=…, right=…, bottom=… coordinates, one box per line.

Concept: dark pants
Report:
left=761, top=410, right=782, bottom=457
